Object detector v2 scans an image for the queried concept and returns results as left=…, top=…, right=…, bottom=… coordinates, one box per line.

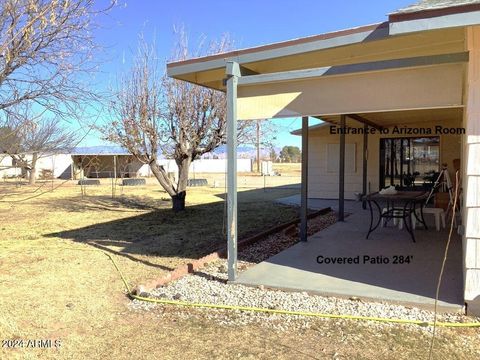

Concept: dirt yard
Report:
left=0, top=177, right=479, bottom=359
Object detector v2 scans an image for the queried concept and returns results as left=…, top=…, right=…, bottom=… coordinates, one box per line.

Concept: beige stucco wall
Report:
left=308, top=131, right=363, bottom=199
left=307, top=118, right=462, bottom=200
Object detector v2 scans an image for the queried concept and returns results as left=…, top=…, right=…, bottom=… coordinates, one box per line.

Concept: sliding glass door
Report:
left=379, top=137, right=440, bottom=190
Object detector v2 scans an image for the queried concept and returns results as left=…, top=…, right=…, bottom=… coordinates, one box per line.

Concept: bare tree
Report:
left=103, top=34, right=258, bottom=211
left=0, top=0, right=112, bottom=120
left=2, top=115, right=76, bottom=184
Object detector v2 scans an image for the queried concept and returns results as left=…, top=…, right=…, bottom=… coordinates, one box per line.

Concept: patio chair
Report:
left=383, top=206, right=445, bottom=231
left=381, top=208, right=406, bottom=229
left=411, top=166, right=453, bottom=232
left=412, top=207, right=445, bottom=231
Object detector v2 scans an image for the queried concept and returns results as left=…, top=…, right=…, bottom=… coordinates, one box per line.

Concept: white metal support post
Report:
left=338, top=114, right=346, bottom=221
left=226, top=61, right=240, bottom=281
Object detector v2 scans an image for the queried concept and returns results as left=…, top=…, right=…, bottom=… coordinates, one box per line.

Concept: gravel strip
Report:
left=239, top=211, right=337, bottom=264
left=129, top=212, right=480, bottom=331
left=131, top=259, right=477, bottom=331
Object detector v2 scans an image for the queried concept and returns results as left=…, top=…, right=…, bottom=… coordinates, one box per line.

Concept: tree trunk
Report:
left=149, top=160, right=182, bottom=211
left=149, top=157, right=192, bottom=212
left=172, top=191, right=186, bottom=212
left=29, top=152, right=38, bottom=185
left=176, top=157, right=191, bottom=191
left=172, top=157, right=191, bottom=212
left=149, top=161, right=176, bottom=196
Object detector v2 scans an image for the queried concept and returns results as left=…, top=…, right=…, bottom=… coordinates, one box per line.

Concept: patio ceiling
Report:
left=235, top=62, right=465, bottom=121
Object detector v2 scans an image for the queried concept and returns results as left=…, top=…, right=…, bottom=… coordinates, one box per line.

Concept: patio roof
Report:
left=167, top=1, right=479, bottom=92
left=168, top=26, right=467, bottom=91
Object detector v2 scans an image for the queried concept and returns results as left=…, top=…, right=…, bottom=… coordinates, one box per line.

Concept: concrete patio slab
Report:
left=236, top=207, right=464, bottom=313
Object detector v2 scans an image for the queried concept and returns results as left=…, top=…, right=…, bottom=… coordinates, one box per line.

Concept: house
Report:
left=167, top=0, right=480, bottom=314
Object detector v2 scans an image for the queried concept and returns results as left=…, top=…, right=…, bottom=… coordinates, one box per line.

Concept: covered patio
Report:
left=167, top=1, right=480, bottom=314
left=237, top=199, right=464, bottom=312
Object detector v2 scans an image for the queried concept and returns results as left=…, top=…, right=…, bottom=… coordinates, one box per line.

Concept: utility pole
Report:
left=256, top=120, right=260, bottom=173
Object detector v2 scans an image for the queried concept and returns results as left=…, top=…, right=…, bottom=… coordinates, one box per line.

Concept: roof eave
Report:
left=389, top=3, right=480, bottom=35
left=166, top=22, right=389, bottom=80
left=291, top=122, right=329, bottom=136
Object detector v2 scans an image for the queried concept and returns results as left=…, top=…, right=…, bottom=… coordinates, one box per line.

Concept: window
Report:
left=379, top=137, right=440, bottom=190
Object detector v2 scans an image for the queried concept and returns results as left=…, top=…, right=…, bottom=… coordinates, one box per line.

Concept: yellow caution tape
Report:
left=1, top=244, right=480, bottom=328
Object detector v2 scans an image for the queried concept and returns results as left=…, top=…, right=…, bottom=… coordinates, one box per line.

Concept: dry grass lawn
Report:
left=0, top=177, right=479, bottom=359
left=273, top=162, right=301, bottom=176
left=0, top=178, right=299, bottom=286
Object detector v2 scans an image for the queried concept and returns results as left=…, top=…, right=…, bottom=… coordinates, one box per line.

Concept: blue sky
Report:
left=85, top=0, right=415, bottom=148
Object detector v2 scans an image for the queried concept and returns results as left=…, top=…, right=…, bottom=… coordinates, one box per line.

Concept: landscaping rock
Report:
left=134, top=285, right=150, bottom=298
left=132, top=257, right=479, bottom=332
left=218, top=264, right=228, bottom=273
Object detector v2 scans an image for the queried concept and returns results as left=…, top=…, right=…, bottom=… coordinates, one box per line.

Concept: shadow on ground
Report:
left=46, top=186, right=300, bottom=268
left=43, top=194, right=168, bottom=212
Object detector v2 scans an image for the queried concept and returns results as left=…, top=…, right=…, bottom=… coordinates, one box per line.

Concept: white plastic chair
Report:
left=412, top=207, right=445, bottom=231
left=381, top=208, right=405, bottom=229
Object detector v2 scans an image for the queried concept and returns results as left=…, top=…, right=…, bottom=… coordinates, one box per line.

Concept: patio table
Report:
left=363, top=191, right=428, bottom=242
